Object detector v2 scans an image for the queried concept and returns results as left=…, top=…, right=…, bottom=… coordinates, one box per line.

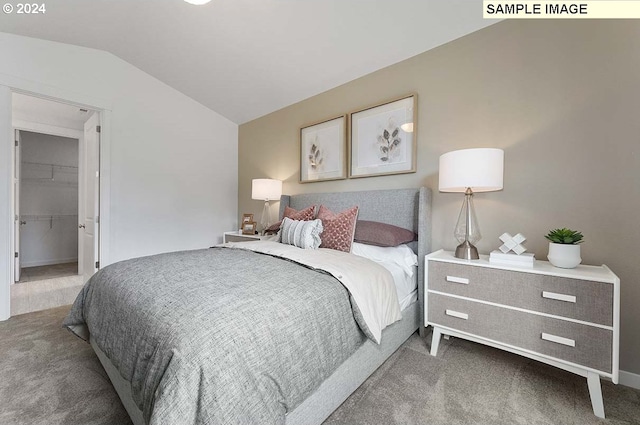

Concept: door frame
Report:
left=12, top=120, right=85, bottom=276
left=0, top=76, right=112, bottom=321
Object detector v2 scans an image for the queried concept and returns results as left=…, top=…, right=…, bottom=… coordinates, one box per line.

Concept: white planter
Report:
left=547, top=243, right=582, bottom=269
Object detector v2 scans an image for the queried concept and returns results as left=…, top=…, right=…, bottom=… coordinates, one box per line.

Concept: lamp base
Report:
left=260, top=200, right=271, bottom=235
left=455, top=240, right=479, bottom=260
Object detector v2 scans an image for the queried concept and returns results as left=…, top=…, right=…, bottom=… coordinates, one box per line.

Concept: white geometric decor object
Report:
left=499, top=232, right=527, bottom=255
left=490, top=251, right=535, bottom=267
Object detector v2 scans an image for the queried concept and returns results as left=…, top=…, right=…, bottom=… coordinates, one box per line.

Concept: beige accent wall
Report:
left=239, top=20, right=640, bottom=374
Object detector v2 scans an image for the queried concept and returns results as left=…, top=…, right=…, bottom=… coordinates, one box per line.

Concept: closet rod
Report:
left=22, top=161, right=78, bottom=171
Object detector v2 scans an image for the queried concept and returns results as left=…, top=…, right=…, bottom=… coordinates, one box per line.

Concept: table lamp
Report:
left=439, top=148, right=504, bottom=260
left=252, top=179, right=283, bottom=233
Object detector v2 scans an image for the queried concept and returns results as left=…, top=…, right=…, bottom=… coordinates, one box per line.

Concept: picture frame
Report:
left=242, top=213, right=254, bottom=224
left=349, top=94, right=417, bottom=178
left=300, top=115, right=347, bottom=183
left=242, top=221, right=256, bottom=235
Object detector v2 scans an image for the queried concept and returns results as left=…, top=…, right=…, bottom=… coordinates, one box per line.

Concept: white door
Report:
left=13, top=130, right=21, bottom=282
left=82, top=113, right=100, bottom=283
left=77, top=136, right=84, bottom=276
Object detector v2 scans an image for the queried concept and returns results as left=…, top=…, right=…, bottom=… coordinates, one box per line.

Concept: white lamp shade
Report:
left=439, top=148, right=504, bottom=193
left=251, top=179, right=282, bottom=201
left=184, top=0, right=212, bottom=4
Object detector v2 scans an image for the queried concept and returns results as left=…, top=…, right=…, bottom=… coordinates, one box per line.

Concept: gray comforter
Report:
left=63, top=247, right=367, bottom=424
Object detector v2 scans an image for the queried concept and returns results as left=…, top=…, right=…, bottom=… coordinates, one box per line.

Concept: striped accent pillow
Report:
left=279, top=218, right=323, bottom=249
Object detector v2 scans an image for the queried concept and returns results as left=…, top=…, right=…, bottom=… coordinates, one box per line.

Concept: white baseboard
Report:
left=620, top=370, right=640, bottom=390
left=21, top=257, right=78, bottom=268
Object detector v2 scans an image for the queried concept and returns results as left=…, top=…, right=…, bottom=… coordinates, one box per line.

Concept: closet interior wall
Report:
left=20, top=131, right=78, bottom=268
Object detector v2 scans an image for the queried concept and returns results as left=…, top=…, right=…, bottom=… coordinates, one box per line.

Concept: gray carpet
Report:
left=0, top=307, right=639, bottom=425
left=0, top=306, right=131, bottom=425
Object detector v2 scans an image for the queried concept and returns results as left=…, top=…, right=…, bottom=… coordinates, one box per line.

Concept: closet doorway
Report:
left=11, top=93, right=100, bottom=315
left=16, top=130, right=80, bottom=281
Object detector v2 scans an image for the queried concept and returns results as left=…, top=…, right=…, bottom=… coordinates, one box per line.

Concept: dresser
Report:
left=425, top=250, right=619, bottom=418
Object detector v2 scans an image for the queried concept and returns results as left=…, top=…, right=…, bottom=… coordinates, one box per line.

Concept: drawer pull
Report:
left=542, top=291, right=576, bottom=303
left=446, top=276, right=469, bottom=285
left=445, top=309, right=468, bottom=320
left=541, top=332, right=575, bottom=347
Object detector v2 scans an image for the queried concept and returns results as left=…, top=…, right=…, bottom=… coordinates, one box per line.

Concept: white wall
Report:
left=0, top=86, right=11, bottom=320
left=20, top=132, right=79, bottom=267
left=0, top=32, right=238, bottom=318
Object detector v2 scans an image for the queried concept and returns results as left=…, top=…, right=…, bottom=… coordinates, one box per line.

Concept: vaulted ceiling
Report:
left=0, top=0, right=496, bottom=124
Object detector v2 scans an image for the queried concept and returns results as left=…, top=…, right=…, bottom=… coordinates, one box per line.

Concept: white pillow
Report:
left=278, top=218, right=323, bottom=249
left=351, top=242, right=418, bottom=277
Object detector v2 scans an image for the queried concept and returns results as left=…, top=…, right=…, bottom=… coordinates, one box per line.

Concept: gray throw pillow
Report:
left=279, top=218, right=323, bottom=249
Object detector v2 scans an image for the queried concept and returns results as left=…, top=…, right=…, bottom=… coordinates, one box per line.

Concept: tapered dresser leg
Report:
left=430, top=327, right=442, bottom=356
left=587, top=371, right=605, bottom=418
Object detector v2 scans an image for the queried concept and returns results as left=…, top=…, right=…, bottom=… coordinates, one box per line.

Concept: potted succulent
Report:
left=545, top=228, right=584, bottom=269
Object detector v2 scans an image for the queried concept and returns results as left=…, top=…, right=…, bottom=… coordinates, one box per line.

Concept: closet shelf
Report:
left=21, top=178, right=78, bottom=187
left=21, top=214, right=78, bottom=222
left=21, top=161, right=79, bottom=187
left=22, top=161, right=78, bottom=172
left=20, top=214, right=78, bottom=230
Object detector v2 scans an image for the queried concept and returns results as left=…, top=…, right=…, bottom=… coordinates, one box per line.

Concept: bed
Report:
left=64, top=187, right=432, bottom=425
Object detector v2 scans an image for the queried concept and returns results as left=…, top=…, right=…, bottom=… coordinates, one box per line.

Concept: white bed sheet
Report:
left=399, top=290, right=418, bottom=311
left=350, top=242, right=418, bottom=312
left=377, top=261, right=418, bottom=311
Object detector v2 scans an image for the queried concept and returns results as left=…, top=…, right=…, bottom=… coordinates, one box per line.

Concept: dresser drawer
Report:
left=428, top=293, right=613, bottom=373
left=428, top=261, right=613, bottom=326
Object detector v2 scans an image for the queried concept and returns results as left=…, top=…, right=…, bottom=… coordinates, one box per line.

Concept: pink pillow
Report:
left=284, top=205, right=316, bottom=221
left=317, top=205, right=359, bottom=252
left=264, top=205, right=316, bottom=233
left=354, top=220, right=416, bottom=247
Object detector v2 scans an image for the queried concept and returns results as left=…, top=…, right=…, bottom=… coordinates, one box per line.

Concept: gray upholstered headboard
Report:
left=278, top=187, right=432, bottom=336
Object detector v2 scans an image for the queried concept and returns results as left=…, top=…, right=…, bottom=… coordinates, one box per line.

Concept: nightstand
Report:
left=425, top=249, right=619, bottom=419
left=223, top=231, right=268, bottom=243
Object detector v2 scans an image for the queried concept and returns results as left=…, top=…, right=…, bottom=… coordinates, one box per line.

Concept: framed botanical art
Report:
left=349, top=94, right=417, bottom=178
left=300, top=115, right=347, bottom=183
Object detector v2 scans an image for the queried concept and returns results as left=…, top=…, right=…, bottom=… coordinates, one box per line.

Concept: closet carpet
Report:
left=1, top=306, right=639, bottom=425
left=18, top=262, right=78, bottom=283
